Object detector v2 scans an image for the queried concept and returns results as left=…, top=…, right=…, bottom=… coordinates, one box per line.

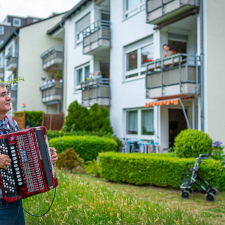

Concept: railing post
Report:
left=196, top=55, right=199, bottom=94
left=161, top=58, right=163, bottom=96
left=179, top=55, right=182, bottom=94
left=161, top=0, right=164, bottom=15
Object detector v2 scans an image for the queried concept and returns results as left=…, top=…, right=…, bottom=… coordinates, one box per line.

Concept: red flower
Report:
left=173, top=51, right=177, bottom=54
left=164, top=54, right=167, bottom=57
left=146, top=59, right=152, bottom=62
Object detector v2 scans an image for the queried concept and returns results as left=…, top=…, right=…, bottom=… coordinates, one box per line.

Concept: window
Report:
left=0, top=26, right=4, bottom=35
left=126, top=110, right=138, bottom=134
left=125, top=0, right=145, bottom=18
left=0, top=40, right=3, bottom=46
left=33, top=19, right=38, bottom=22
left=13, top=18, right=21, bottom=27
left=126, top=108, right=154, bottom=136
left=141, top=109, right=154, bottom=135
left=124, top=36, right=153, bottom=79
left=75, top=64, right=90, bottom=89
left=75, top=13, right=90, bottom=45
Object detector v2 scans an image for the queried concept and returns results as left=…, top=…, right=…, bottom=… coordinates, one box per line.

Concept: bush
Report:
left=57, top=148, right=84, bottom=172
left=99, top=152, right=223, bottom=191
left=47, top=130, right=123, bottom=152
left=15, top=110, right=44, bottom=127
left=62, top=101, right=113, bottom=134
left=49, top=136, right=117, bottom=161
left=84, top=160, right=100, bottom=177
left=174, top=129, right=213, bottom=158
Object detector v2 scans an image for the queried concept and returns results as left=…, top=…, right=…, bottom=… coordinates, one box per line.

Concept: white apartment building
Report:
left=58, top=0, right=225, bottom=151
left=0, top=13, right=65, bottom=114
left=1, top=0, right=223, bottom=151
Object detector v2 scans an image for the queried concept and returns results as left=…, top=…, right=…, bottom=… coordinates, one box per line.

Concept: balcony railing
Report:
left=0, top=66, right=4, bottom=80
left=6, top=55, right=17, bottom=71
left=81, top=78, right=110, bottom=107
left=40, top=81, right=62, bottom=103
left=82, top=20, right=111, bottom=55
left=146, top=0, right=199, bottom=25
left=145, top=54, right=200, bottom=99
left=40, top=46, right=63, bottom=71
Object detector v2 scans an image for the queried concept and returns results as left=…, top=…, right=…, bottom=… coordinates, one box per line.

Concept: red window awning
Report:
left=145, top=97, right=192, bottom=108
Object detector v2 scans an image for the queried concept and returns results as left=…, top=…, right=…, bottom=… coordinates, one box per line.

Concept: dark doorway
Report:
left=169, top=109, right=187, bottom=148
left=168, top=40, right=187, bottom=53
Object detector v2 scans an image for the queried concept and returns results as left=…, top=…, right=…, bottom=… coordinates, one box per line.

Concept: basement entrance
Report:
left=169, top=108, right=187, bottom=148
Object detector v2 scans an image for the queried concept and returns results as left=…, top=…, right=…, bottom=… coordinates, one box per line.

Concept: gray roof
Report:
left=47, top=0, right=91, bottom=35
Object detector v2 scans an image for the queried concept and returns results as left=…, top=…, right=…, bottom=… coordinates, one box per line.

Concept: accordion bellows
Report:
left=0, top=126, right=58, bottom=202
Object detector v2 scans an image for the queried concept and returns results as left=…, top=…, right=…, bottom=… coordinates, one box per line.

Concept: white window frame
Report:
left=124, top=42, right=153, bottom=80
left=74, top=63, right=90, bottom=91
left=13, top=18, right=21, bottom=27
left=125, top=107, right=155, bottom=140
left=0, top=26, right=4, bottom=35
left=124, top=0, right=145, bottom=18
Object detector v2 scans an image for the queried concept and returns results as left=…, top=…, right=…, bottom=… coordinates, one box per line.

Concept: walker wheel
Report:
left=205, top=193, right=215, bottom=202
left=181, top=190, right=190, bottom=199
left=209, top=187, right=217, bottom=196
left=186, top=188, right=193, bottom=194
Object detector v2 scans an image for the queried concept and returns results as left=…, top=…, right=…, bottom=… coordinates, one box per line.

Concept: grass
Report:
left=23, top=169, right=225, bottom=225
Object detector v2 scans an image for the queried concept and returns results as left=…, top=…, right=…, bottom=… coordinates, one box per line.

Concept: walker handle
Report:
left=199, top=154, right=209, bottom=158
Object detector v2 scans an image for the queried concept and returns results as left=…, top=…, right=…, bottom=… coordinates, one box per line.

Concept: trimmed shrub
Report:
left=84, top=160, right=100, bottom=177
left=57, top=148, right=84, bottom=172
left=47, top=130, right=123, bottom=152
left=62, top=101, right=113, bottom=134
left=99, top=152, right=223, bottom=190
left=15, top=110, right=44, bottom=127
left=174, top=129, right=213, bottom=158
left=49, top=136, right=117, bottom=161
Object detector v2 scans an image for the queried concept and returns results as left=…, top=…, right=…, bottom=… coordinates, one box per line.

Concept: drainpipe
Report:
left=14, top=29, right=19, bottom=112
left=59, top=21, right=65, bottom=114
left=200, top=0, right=204, bottom=131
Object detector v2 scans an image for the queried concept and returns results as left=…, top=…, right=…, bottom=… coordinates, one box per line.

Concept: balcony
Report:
left=41, top=47, right=63, bottom=71
left=83, top=20, right=111, bottom=55
left=40, top=81, right=62, bottom=103
left=146, top=0, right=199, bottom=26
left=145, top=54, right=200, bottom=99
left=81, top=78, right=110, bottom=107
left=0, top=66, right=4, bottom=80
left=6, top=55, right=17, bottom=71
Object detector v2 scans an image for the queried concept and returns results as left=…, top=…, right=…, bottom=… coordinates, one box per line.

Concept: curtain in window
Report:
left=142, top=110, right=154, bottom=135
left=127, top=111, right=138, bottom=134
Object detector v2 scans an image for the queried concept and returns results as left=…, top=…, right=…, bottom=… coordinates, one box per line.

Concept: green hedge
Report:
left=15, top=111, right=44, bottom=127
left=49, top=136, right=117, bottom=162
left=99, top=152, right=223, bottom=190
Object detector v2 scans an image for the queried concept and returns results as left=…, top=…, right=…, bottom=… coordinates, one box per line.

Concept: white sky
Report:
left=0, top=0, right=81, bottom=21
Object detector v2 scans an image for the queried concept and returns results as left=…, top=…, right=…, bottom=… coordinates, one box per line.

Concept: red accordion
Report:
left=0, top=126, right=58, bottom=202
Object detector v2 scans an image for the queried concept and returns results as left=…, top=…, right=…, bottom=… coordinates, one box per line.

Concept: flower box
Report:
left=163, top=56, right=182, bottom=66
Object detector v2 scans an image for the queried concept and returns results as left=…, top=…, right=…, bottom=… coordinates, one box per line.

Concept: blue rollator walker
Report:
left=180, top=154, right=217, bottom=202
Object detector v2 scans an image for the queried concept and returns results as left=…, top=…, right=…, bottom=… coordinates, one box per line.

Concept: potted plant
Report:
left=54, top=72, right=62, bottom=81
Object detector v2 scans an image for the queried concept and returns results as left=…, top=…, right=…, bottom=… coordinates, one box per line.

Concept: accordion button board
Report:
left=0, top=126, right=58, bottom=202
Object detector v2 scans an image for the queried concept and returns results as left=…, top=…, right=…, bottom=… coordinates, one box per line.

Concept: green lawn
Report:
left=23, top=169, right=225, bottom=225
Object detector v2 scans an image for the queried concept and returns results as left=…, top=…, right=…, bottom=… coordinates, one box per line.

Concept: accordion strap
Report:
left=5, top=115, right=16, bottom=132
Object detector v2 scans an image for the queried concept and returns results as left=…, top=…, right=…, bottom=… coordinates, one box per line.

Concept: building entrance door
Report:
left=169, top=108, right=187, bottom=148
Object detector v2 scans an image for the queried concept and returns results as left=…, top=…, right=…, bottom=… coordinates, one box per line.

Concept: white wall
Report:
left=17, top=14, right=64, bottom=113
left=110, top=0, right=157, bottom=139
left=66, top=1, right=94, bottom=111
left=206, top=0, right=225, bottom=144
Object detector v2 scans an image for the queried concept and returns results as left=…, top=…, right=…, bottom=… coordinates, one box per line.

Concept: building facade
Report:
left=61, top=0, right=225, bottom=151
left=0, top=14, right=64, bottom=114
